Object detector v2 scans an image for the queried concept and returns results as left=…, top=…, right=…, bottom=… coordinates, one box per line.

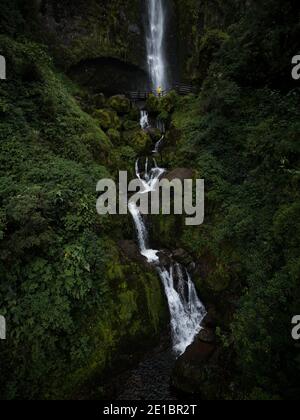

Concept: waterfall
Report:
left=127, top=0, right=206, bottom=356
left=129, top=157, right=206, bottom=355
left=140, top=110, right=149, bottom=129
left=146, top=0, right=168, bottom=91
left=158, top=265, right=206, bottom=355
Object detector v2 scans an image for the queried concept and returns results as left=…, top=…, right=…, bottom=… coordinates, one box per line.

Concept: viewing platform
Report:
left=125, top=83, right=197, bottom=102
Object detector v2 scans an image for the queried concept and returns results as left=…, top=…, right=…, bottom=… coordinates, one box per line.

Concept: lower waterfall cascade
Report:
left=127, top=111, right=206, bottom=356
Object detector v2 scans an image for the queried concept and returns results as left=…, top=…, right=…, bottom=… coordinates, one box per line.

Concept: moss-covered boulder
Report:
left=122, top=129, right=151, bottom=154
left=127, top=105, right=141, bottom=121
left=107, top=128, right=121, bottom=144
left=123, top=119, right=140, bottom=131
left=108, top=95, right=131, bottom=114
left=94, top=109, right=121, bottom=131
left=145, top=127, right=162, bottom=143
left=146, top=94, right=161, bottom=114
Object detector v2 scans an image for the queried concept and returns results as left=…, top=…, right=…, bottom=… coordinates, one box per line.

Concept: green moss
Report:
left=146, top=94, right=161, bottom=114
left=122, top=129, right=151, bottom=154
left=93, top=109, right=121, bottom=131
left=108, top=95, right=131, bottom=114
left=107, top=128, right=121, bottom=143
left=123, top=120, right=140, bottom=131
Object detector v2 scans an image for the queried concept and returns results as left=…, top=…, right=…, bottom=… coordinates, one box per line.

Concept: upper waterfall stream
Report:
left=146, top=0, right=168, bottom=91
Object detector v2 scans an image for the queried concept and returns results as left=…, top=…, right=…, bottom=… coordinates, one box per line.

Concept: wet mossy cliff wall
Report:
left=28, top=0, right=246, bottom=90
left=35, top=0, right=149, bottom=94
left=173, top=0, right=247, bottom=84
left=33, top=0, right=246, bottom=90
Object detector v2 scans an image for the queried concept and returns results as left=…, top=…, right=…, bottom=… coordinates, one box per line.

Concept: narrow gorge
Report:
left=1, top=0, right=299, bottom=401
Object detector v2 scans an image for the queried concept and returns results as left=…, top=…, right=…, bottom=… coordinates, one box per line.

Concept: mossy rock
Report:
left=160, top=91, right=179, bottom=114
left=108, top=95, right=131, bottom=114
left=146, top=94, right=161, bottom=114
left=127, top=105, right=140, bottom=121
left=123, top=119, right=140, bottom=131
left=107, top=128, right=121, bottom=144
left=93, top=109, right=121, bottom=130
left=122, top=129, right=151, bottom=154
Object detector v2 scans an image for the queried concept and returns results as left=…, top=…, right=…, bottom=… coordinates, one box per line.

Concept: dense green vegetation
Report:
left=161, top=0, right=300, bottom=399
left=0, top=1, right=167, bottom=399
left=0, top=0, right=299, bottom=400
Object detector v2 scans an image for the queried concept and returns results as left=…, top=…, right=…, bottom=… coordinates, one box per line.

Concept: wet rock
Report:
left=172, top=249, right=193, bottom=266
left=201, top=312, right=217, bottom=329
left=171, top=338, right=216, bottom=395
left=198, top=328, right=216, bottom=344
left=163, top=168, right=194, bottom=182
left=145, top=127, right=162, bottom=142
left=157, top=250, right=173, bottom=267
left=119, top=240, right=148, bottom=266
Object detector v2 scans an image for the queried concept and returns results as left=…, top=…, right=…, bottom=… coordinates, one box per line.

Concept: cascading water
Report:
left=140, top=110, right=149, bottom=130
left=146, top=0, right=168, bottom=91
left=129, top=156, right=206, bottom=355
left=127, top=0, right=206, bottom=356
left=158, top=265, right=206, bottom=355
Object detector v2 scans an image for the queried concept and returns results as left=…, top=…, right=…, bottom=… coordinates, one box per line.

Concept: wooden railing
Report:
left=126, top=83, right=196, bottom=101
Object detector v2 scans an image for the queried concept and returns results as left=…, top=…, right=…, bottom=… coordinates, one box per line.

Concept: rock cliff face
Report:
left=14, top=0, right=245, bottom=91
left=36, top=0, right=148, bottom=93
left=173, top=0, right=247, bottom=83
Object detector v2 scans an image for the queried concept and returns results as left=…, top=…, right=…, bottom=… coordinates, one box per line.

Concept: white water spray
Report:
left=146, top=0, right=168, bottom=91
left=158, top=265, right=206, bottom=355
left=140, top=110, right=149, bottom=129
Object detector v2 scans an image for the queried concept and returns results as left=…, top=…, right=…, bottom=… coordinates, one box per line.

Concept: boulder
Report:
left=94, top=109, right=121, bottom=131
left=171, top=338, right=216, bottom=395
left=172, top=249, right=193, bottom=266
left=201, top=309, right=217, bottom=329
left=118, top=240, right=148, bottom=266
left=122, top=129, right=151, bottom=154
left=123, top=120, right=140, bottom=131
left=146, top=94, right=161, bottom=114
left=145, top=127, right=162, bottom=142
left=157, top=250, right=173, bottom=266
left=198, top=328, right=216, bottom=344
left=107, top=128, right=121, bottom=144
left=108, top=95, right=131, bottom=114
left=163, top=168, right=194, bottom=182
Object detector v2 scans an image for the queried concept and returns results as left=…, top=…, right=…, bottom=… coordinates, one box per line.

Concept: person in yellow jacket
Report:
left=156, top=86, right=162, bottom=97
